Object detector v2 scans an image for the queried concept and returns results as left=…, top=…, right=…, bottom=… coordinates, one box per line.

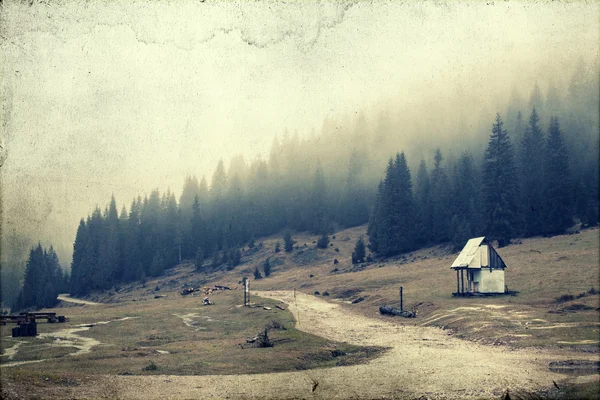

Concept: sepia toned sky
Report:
left=1, top=0, right=598, bottom=263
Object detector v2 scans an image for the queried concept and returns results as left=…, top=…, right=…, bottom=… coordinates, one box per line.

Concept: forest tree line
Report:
left=8, top=69, right=600, bottom=310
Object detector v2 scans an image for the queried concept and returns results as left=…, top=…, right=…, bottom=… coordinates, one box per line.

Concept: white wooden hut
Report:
left=451, top=237, right=507, bottom=296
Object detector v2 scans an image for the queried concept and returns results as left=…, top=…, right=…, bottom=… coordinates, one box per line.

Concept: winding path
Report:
left=57, top=294, right=102, bottom=306
left=87, top=290, right=594, bottom=399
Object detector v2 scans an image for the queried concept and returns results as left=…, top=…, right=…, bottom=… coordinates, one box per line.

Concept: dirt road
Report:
left=57, top=294, right=101, bottom=306
left=74, top=291, right=596, bottom=399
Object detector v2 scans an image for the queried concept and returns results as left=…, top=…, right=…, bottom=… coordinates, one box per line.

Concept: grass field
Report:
left=1, top=226, right=598, bottom=399
left=69, top=226, right=599, bottom=351
left=1, top=291, right=382, bottom=381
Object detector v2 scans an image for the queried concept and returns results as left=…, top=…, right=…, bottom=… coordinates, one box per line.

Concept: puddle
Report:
left=556, top=340, right=598, bottom=345
left=549, top=360, right=600, bottom=376
left=1, top=317, right=137, bottom=368
left=2, top=341, right=24, bottom=360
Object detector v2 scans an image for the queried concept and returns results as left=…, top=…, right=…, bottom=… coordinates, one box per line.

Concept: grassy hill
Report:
left=73, top=225, right=599, bottom=351
left=1, top=226, right=598, bottom=399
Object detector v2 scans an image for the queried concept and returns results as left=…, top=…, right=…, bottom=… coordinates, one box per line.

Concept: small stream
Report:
left=0, top=317, right=138, bottom=368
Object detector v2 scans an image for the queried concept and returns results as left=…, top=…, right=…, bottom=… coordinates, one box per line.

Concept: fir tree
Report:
left=368, top=153, right=415, bottom=256
left=253, top=266, right=263, bottom=280
left=544, top=117, right=573, bottom=234
left=263, top=258, right=271, bottom=277
left=316, top=233, right=330, bottom=249
left=195, top=247, right=205, bottom=271
left=482, top=113, right=519, bottom=247
left=414, top=160, right=432, bottom=246
left=352, top=237, right=366, bottom=264
left=284, top=231, right=294, bottom=252
left=520, top=108, right=546, bottom=237
left=150, top=251, right=165, bottom=277
left=430, top=149, right=452, bottom=243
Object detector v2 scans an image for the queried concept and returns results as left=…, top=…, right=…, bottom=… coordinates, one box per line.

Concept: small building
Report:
left=451, top=237, right=507, bottom=296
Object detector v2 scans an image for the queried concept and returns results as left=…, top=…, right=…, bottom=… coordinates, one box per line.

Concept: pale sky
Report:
left=1, top=0, right=598, bottom=263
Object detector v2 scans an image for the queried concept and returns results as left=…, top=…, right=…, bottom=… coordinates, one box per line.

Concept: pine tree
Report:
left=451, top=152, right=481, bottom=235
left=414, top=160, right=432, bottom=246
left=482, top=113, right=519, bottom=247
left=263, top=258, right=271, bottom=277
left=149, top=251, right=165, bottom=277
left=340, top=149, right=368, bottom=227
left=310, top=162, right=328, bottom=234
left=316, top=233, right=329, bottom=249
left=275, top=241, right=281, bottom=253
left=430, top=149, right=452, bottom=243
left=544, top=117, right=573, bottom=234
left=253, top=266, right=263, bottom=280
left=520, top=108, right=546, bottom=236
left=284, top=231, right=294, bottom=252
left=195, top=247, right=205, bottom=271
left=352, top=237, right=366, bottom=264
left=368, top=153, right=415, bottom=256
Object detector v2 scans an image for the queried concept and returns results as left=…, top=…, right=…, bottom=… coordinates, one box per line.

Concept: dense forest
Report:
left=11, top=245, right=69, bottom=312
left=8, top=65, right=600, bottom=311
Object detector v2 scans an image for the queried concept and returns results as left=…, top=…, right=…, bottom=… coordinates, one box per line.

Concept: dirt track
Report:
left=79, top=291, right=596, bottom=399
left=57, top=294, right=101, bottom=306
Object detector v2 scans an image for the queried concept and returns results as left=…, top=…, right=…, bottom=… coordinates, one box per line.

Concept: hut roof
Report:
left=451, top=237, right=486, bottom=269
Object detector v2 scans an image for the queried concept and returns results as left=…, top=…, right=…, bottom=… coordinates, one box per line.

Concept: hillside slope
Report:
left=81, top=225, right=599, bottom=351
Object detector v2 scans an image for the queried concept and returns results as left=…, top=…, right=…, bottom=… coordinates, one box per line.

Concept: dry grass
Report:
left=1, top=290, right=380, bottom=380
left=245, top=226, right=600, bottom=350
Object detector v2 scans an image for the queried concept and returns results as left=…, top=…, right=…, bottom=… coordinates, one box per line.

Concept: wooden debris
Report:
left=275, top=305, right=285, bottom=310
left=263, top=306, right=272, bottom=310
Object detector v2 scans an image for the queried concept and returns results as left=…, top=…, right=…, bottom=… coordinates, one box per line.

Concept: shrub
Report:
left=142, top=361, right=158, bottom=371
left=556, top=294, right=574, bottom=303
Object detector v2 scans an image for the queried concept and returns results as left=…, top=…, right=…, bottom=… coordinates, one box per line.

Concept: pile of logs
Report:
left=1, top=312, right=68, bottom=337
left=379, top=306, right=416, bottom=318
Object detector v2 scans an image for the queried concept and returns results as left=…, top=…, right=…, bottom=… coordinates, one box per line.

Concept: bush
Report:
left=556, top=294, right=574, bottom=303
left=275, top=241, right=281, bottom=253
left=142, top=361, right=158, bottom=371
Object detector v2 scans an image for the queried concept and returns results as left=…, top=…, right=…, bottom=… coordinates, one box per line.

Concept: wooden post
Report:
left=242, top=277, right=250, bottom=306
left=460, top=269, right=465, bottom=294
left=456, top=269, right=459, bottom=295
left=399, top=286, right=403, bottom=311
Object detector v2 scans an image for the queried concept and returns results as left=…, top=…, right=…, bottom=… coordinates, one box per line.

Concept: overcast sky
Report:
left=1, top=0, right=598, bottom=262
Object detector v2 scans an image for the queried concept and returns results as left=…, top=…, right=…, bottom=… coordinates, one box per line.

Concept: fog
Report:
left=1, top=0, right=598, bottom=270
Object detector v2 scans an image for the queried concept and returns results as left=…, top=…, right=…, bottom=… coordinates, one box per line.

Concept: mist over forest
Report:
left=1, top=1, right=598, bottom=309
